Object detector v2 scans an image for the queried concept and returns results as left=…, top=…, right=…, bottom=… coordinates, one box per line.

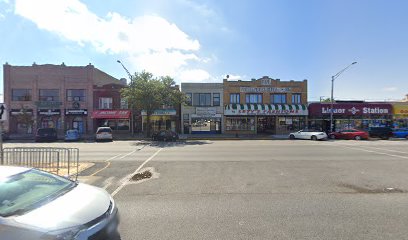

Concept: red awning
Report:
left=91, top=110, right=131, bottom=119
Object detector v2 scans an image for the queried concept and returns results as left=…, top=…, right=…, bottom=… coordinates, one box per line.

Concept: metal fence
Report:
left=1, top=147, right=79, bottom=180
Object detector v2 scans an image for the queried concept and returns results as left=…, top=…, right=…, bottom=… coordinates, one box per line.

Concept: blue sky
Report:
left=0, top=0, right=407, bottom=101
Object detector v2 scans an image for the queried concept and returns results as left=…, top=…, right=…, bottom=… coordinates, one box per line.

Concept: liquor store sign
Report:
left=309, top=103, right=392, bottom=116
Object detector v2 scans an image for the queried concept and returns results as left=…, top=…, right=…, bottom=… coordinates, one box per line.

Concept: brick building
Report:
left=3, top=63, right=127, bottom=137
left=223, top=76, right=308, bottom=135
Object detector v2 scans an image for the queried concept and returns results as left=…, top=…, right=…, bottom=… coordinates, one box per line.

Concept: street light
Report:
left=117, top=60, right=133, bottom=82
left=117, top=60, right=135, bottom=135
left=330, top=61, right=357, bottom=133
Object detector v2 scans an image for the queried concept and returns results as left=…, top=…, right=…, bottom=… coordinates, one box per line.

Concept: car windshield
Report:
left=0, top=169, right=76, bottom=217
left=97, top=128, right=112, bottom=133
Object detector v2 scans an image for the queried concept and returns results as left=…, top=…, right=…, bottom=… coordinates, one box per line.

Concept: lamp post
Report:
left=330, top=61, right=357, bottom=133
left=117, top=60, right=135, bottom=135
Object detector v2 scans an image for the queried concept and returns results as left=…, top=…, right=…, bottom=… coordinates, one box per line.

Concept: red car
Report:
left=329, top=129, right=369, bottom=140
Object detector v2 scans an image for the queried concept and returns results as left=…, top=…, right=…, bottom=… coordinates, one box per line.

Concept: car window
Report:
left=0, top=169, right=76, bottom=217
left=97, top=128, right=112, bottom=133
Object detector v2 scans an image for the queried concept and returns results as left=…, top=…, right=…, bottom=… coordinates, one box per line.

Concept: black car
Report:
left=368, top=127, right=393, bottom=140
left=152, top=130, right=179, bottom=142
left=35, top=128, right=58, bottom=142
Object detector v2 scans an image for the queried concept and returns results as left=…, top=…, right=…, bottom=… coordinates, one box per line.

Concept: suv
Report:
left=95, top=127, right=113, bottom=142
left=35, top=128, right=58, bottom=142
left=368, top=127, right=393, bottom=140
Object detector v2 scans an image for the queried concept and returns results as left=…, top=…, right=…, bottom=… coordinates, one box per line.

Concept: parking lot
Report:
left=4, top=139, right=408, bottom=239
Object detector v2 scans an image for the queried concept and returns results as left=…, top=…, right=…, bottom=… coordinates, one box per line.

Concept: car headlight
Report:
left=43, top=226, right=84, bottom=240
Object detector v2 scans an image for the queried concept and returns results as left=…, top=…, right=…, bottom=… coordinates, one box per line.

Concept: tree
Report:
left=16, top=106, right=34, bottom=134
left=121, top=71, right=186, bottom=137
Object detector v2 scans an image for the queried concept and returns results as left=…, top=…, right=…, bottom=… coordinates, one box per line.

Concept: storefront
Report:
left=189, top=107, right=222, bottom=134
left=142, top=109, right=178, bottom=133
left=392, top=103, right=408, bottom=128
left=308, top=102, right=393, bottom=132
left=9, top=109, right=34, bottom=134
left=224, top=104, right=308, bottom=135
left=91, top=110, right=131, bottom=132
left=65, top=109, right=88, bottom=134
left=38, top=109, right=61, bottom=129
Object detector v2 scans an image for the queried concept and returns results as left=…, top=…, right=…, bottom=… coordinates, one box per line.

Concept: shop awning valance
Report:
left=91, top=110, right=131, bottom=119
left=224, top=104, right=308, bottom=116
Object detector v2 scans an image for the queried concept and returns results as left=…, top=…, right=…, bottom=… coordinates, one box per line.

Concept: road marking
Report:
left=341, top=145, right=408, bottom=160
left=111, top=148, right=163, bottom=197
left=90, top=161, right=111, bottom=176
left=119, top=149, right=137, bottom=159
left=102, top=176, right=115, bottom=189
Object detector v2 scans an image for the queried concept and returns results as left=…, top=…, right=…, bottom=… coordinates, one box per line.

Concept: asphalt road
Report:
left=5, top=139, right=408, bottom=239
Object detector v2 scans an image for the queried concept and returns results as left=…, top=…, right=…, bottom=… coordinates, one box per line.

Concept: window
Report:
left=271, top=94, right=286, bottom=104
left=12, top=89, right=31, bottom=101
left=225, top=117, right=255, bottom=131
left=39, top=89, right=59, bottom=101
left=120, top=98, right=128, bottom=109
left=99, top=97, right=113, bottom=109
left=67, top=89, right=86, bottom=101
left=245, top=94, right=263, bottom=104
left=292, top=94, right=301, bottom=104
left=230, top=93, right=240, bottom=104
left=186, top=93, right=192, bottom=106
left=193, top=93, right=211, bottom=106
left=213, top=93, right=220, bottom=106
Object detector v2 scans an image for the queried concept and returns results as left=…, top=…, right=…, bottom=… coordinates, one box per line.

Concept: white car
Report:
left=0, top=166, right=120, bottom=239
left=289, top=129, right=328, bottom=140
left=95, top=127, right=113, bottom=142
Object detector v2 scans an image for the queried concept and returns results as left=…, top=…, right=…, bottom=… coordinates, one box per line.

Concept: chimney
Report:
left=119, top=78, right=127, bottom=85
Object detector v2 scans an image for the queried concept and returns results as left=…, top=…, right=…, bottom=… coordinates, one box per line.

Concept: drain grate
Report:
left=131, top=170, right=152, bottom=181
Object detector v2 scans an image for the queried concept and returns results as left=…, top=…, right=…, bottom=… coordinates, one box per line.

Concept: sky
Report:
left=0, top=0, right=407, bottom=102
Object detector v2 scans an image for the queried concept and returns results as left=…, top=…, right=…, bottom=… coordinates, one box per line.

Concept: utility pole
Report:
left=0, top=104, right=5, bottom=165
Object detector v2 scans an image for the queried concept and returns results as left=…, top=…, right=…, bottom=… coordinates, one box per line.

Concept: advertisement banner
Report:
left=308, top=103, right=393, bottom=116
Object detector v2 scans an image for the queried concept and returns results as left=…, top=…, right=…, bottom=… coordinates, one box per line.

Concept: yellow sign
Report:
left=393, top=104, right=408, bottom=116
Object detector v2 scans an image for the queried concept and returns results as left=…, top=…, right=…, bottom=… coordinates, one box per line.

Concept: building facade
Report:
left=181, top=83, right=224, bottom=134
left=3, top=63, right=126, bottom=137
left=308, top=102, right=393, bottom=132
left=391, top=102, right=408, bottom=128
left=223, top=76, right=308, bottom=135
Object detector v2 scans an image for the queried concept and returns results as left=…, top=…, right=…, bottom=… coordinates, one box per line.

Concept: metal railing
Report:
left=1, top=147, right=80, bottom=180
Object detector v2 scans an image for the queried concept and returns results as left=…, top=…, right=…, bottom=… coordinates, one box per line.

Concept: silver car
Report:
left=289, top=129, right=328, bottom=140
left=0, top=166, right=120, bottom=240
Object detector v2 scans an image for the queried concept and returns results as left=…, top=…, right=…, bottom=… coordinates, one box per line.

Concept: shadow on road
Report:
left=148, top=140, right=213, bottom=148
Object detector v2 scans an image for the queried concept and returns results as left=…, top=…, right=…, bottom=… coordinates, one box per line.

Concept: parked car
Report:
left=152, top=130, right=179, bottom=142
left=65, top=129, right=80, bottom=141
left=95, top=127, right=113, bottom=142
left=392, top=128, right=408, bottom=139
left=0, top=166, right=120, bottom=240
left=329, top=129, right=369, bottom=140
left=35, top=128, right=58, bottom=142
left=289, top=129, right=328, bottom=141
left=368, top=126, right=393, bottom=140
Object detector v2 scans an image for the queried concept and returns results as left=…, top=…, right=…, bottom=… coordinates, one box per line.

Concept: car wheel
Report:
left=354, top=135, right=362, bottom=140
left=289, top=134, right=295, bottom=140
left=329, top=134, right=336, bottom=139
left=311, top=135, right=318, bottom=141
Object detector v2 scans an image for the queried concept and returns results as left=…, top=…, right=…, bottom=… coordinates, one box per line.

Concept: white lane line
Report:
left=105, top=153, right=123, bottom=162
left=331, top=142, right=408, bottom=155
left=118, top=149, right=138, bottom=159
left=102, top=177, right=115, bottom=189
left=341, top=145, right=408, bottom=160
left=111, top=148, right=163, bottom=197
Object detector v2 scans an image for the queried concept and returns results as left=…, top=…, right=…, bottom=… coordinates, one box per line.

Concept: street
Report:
left=5, top=139, right=408, bottom=240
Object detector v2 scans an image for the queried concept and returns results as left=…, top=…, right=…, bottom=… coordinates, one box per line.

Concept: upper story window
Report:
left=99, top=97, right=112, bottom=109
left=185, top=93, right=192, bottom=106
left=39, top=89, right=59, bottom=101
left=120, top=98, right=128, bottom=109
left=12, top=89, right=32, bottom=101
left=213, top=93, right=220, bottom=106
left=245, top=94, right=263, bottom=104
left=230, top=93, right=240, bottom=104
left=292, top=94, right=301, bottom=104
left=67, top=89, right=86, bottom=102
left=193, top=93, right=211, bottom=106
left=271, top=94, right=286, bottom=104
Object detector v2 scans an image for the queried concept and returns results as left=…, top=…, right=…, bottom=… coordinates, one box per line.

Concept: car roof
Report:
left=97, top=127, right=111, bottom=129
left=0, top=166, right=31, bottom=178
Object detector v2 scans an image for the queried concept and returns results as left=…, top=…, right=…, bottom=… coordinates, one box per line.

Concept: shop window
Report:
left=185, top=93, right=192, bottom=106
left=230, top=93, right=240, bottom=104
left=12, top=89, right=32, bottom=101
left=271, top=94, right=286, bottom=104
left=99, top=98, right=113, bottom=109
left=193, top=93, right=211, bottom=106
left=213, top=93, right=220, bottom=106
left=66, top=89, right=86, bottom=101
left=39, top=89, right=59, bottom=101
left=226, top=117, right=255, bottom=131
left=245, top=94, right=262, bottom=104
left=292, top=94, right=301, bottom=104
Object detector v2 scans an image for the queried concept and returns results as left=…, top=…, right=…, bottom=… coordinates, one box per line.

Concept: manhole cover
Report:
left=131, top=170, right=152, bottom=181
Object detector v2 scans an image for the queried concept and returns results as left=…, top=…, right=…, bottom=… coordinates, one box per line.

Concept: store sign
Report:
left=191, top=114, right=222, bottom=118
left=35, top=101, right=62, bottom=109
left=141, top=109, right=176, bottom=116
left=225, top=109, right=307, bottom=116
left=240, top=87, right=291, bottom=93
left=393, top=104, right=408, bottom=116
left=196, top=107, right=217, bottom=116
left=10, top=109, right=33, bottom=116
left=92, top=110, right=130, bottom=119
left=65, top=109, right=88, bottom=115
left=309, top=103, right=393, bottom=116
left=38, top=109, right=61, bottom=116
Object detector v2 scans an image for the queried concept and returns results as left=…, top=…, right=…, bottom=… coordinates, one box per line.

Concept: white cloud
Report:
left=383, top=87, right=397, bottom=92
left=0, top=13, right=5, bottom=20
left=178, top=69, right=210, bottom=82
left=14, top=0, right=211, bottom=80
left=224, top=74, right=243, bottom=80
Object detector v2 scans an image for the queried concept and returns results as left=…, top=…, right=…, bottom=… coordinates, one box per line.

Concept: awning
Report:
left=91, top=110, right=131, bottom=119
left=224, top=104, right=308, bottom=116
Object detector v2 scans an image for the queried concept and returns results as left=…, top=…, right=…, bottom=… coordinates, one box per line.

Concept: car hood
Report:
left=14, top=183, right=111, bottom=231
